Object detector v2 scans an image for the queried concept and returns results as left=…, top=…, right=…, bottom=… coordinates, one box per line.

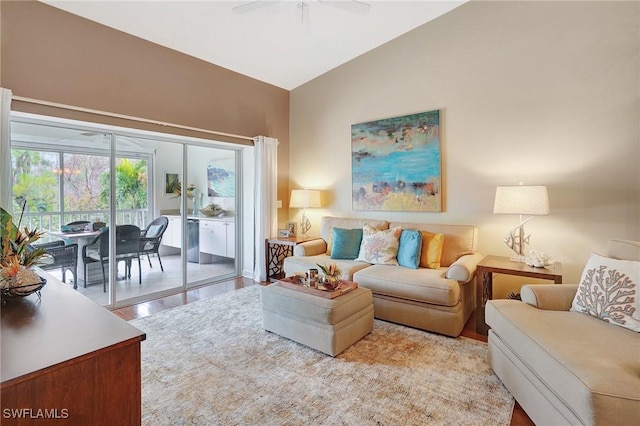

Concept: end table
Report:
left=265, top=237, right=319, bottom=282
left=476, top=255, right=562, bottom=335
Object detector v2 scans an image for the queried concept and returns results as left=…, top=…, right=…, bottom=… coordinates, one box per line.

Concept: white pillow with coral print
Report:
left=356, top=224, right=402, bottom=266
left=571, top=253, right=640, bottom=332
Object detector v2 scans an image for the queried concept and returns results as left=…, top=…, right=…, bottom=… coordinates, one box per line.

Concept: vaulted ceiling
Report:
left=43, top=1, right=466, bottom=90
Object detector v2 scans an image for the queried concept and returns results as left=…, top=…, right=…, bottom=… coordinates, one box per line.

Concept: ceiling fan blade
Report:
left=232, top=1, right=280, bottom=14
left=318, top=0, right=372, bottom=16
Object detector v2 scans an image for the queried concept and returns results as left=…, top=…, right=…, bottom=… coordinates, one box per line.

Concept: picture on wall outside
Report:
left=164, top=172, right=179, bottom=195
left=207, top=159, right=235, bottom=197
left=352, top=109, right=441, bottom=212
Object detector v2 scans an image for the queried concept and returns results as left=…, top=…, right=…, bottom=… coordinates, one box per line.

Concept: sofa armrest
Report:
left=521, top=284, right=578, bottom=311
left=445, top=252, right=484, bottom=282
left=293, top=239, right=327, bottom=256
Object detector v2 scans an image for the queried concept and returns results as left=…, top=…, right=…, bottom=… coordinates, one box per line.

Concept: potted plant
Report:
left=316, top=262, right=342, bottom=290
left=172, top=182, right=197, bottom=200
left=0, top=205, right=48, bottom=299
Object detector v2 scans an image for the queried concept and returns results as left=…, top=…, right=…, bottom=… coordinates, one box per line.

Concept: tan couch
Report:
left=486, top=239, right=640, bottom=426
left=283, top=216, right=482, bottom=337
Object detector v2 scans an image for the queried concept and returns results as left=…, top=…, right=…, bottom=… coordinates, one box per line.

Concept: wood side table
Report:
left=265, top=237, right=320, bottom=282
left=476, top=255, right=562, bottom=335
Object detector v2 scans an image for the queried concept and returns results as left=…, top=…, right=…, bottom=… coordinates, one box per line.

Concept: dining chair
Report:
left=139, top=216, right=169, bottom=271
left=33, top=240, right=79, bottom=288
left=82, top=225, right=142, bottom=292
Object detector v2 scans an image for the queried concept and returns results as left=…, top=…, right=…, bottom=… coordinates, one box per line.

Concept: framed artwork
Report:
left=278, top=229, right=291, bottom=238
left=286, top=222, right=297, bottom=237
left=207, top=159, right=236, bottom=197
left=351, top=109, right=441, bottom=212
left=164, top=172, right=179, bottom=195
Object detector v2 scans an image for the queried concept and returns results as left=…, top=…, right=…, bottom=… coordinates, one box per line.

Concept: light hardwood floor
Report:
left=112, top=278, right=534, bottom=426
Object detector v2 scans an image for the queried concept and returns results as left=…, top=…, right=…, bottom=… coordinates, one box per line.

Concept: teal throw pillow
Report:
left=330, top=228, right=363, bottom=260
left=397, top=230, right=423, bottom=269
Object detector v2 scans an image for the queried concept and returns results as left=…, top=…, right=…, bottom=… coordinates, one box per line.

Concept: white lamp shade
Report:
left=493, top=185, right=549, bottom=215
left=290, top=189, right=321, bottom=209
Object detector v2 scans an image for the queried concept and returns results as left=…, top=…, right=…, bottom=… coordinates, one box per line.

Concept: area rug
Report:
left=131, top=286, right=514, bottom=425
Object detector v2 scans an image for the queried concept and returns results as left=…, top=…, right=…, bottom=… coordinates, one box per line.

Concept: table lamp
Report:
left=290, top=189, right=321, bottom=238
left=493, top=184, right=549, bottom=262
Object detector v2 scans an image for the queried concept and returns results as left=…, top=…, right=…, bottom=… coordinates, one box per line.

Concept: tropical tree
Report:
left=11, top=149, right=59, bottom=212
left=99, top=158, right=148, bottom=209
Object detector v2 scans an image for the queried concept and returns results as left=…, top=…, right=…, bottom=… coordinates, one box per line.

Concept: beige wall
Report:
left=0, top=0, right=290, bottom=213
left=290, top=1, right=640, bottom=293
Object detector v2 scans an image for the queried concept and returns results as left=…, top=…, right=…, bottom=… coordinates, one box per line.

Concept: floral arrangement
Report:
left=172, top=182, right=197, bottom=200
left=317, top=262, right=342, bottom=279
left=0, top=205, right=46, bottom=291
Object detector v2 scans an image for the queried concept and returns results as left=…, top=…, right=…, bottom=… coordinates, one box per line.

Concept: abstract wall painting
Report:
left=352, top=110, right=441, bottom=212
left=207, top=159, right=235, bottom=197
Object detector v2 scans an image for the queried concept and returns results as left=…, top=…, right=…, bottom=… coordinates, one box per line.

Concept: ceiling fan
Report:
left=233, top=0, right=372, bottom=21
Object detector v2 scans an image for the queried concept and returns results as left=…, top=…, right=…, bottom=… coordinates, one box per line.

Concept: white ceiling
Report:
left=43, top=0, right=466, bottom=90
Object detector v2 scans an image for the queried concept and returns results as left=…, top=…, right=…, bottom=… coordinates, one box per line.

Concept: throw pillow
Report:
left=571, top=252, right=639, bottom=332
left=356, top=224, right=402, bottom=265
left=397, top=230, right=423, bottom=269
left=325, top=226, right=334, bottom=256
left=330, top=228, right=363, bottom=260
left=419, top=231, right=444, bottom=269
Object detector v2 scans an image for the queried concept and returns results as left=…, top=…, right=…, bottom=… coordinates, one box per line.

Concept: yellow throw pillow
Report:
left=326, top=226, right=334, bottom=255
left=420, top=231, right=444, bottom=269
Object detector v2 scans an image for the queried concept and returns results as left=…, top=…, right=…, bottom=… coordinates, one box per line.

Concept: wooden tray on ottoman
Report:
left=277, top=276, right=358, bottom=299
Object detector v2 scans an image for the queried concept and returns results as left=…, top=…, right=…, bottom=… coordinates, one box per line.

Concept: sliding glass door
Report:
left=185, top=145, right=238, bottom=289
left=10, top=116, right=242, bottom=308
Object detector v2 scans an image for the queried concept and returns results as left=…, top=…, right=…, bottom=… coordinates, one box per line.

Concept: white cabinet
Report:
left=162, top=216, right=234, bottom=259
left=199, top=219, right=234, bottom=258
left=163, top=217, right=182, bottom=248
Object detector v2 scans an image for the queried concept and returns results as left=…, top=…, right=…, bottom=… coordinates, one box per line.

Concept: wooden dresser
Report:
left=1, top=272, right=146, bottom=425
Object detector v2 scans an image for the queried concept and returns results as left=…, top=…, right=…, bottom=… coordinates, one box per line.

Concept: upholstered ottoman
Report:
left=261, top=283, right=374, bottom=356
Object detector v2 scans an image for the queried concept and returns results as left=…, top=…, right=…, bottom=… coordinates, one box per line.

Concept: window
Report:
left=11, top=123, right=152, bottom=233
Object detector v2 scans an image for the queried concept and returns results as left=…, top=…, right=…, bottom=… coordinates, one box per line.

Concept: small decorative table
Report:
left=265, top=236, right=319, bottom=282
left=476, top=255, right=562, bottom=335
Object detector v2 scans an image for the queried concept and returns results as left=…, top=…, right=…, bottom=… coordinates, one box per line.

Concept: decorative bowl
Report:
left=1, top=277, right=47, bottom=301
left=199, top=204, right=225, bottom=217
left=319, top=277, right=342, bottom=291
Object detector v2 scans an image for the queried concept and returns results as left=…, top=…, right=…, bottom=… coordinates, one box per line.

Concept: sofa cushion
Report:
left=354, top=265, right=460, bottom=307
left=320, top=217, right=389, bottom=248
left=356, top=224, right=402, bottom=265
left=419, top=231, right=444, bottom=269
left=330, top=227, right=363, bottom=260
left=284, top=254, right=371, bottom=281
left=326, top=226, right=334, bottom=256
left=486, top=299, right=640, bottom=425
left=605, top=239, right=640, bottom=261
left=389, top=222, right=477, bottom=267
left=397, top=230, right=422, bottom=269
left=571, top=252, right=640, bottom=332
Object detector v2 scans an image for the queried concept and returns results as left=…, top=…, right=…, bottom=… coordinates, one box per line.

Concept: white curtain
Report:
left=253, top=136, right=278, bottom=282
left=0, top=88, right=12, bottom=213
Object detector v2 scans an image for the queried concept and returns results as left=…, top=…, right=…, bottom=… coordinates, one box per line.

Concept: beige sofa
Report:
left=486, top=239, right=640, bottom=426
left=283, top=216, right=483, bottom=337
